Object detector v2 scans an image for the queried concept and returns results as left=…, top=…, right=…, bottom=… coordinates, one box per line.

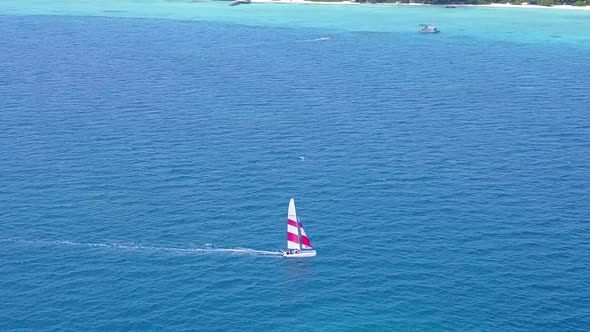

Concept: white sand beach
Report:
left=249, top=0, right=590, bottom=10
left=474, top=3, right=590, bottom=10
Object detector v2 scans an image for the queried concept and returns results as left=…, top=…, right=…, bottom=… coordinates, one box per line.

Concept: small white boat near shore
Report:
left=281, top=198, right=317, bottom=258
left=419, top=24, right=440, bottom=33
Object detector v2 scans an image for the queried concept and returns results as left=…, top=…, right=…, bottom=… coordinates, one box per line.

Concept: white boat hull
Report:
left=282, top=250, right=316, bottom=258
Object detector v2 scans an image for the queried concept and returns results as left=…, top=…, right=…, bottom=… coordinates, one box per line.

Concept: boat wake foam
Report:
left=296, top=36, right=333, bottom=43
left=1, top=238, right=282, bottom=257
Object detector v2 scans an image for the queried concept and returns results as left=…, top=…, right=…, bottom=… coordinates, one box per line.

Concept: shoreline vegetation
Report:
left=247, top=0, right=590, bottom=9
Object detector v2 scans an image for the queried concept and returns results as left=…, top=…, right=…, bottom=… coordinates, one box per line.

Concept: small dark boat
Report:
left=229, top=0, right=251, bottom=6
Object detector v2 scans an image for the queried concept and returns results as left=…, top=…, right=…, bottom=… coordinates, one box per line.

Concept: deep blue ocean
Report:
left=1, top=2, right=590, bottom=331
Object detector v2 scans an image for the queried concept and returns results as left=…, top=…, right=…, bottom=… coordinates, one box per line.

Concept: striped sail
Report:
left=299, top=220, right=312, bottom=249
left=287, top=198, right=300, bottom=250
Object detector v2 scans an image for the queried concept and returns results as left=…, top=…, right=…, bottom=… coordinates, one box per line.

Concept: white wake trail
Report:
left=2, top=238, right=282, bottom=257
left=296, top=36, right=333, bottom=43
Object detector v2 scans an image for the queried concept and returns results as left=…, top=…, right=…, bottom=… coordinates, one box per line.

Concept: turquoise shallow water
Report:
left=2, top=0, right=590, bottom=44
left=1, top=1, right=590, bottom=331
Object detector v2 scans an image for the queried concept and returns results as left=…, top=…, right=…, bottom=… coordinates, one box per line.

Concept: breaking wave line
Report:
left=216, top=36, right=333, bottom=50
left=1, top=238, right=282, bottom=256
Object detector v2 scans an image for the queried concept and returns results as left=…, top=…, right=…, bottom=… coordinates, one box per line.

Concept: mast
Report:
left=297, top=216, right=302, bottom=251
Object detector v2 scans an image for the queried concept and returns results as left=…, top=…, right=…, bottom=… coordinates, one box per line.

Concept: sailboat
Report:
left=281, top=198, right=317, bottom=258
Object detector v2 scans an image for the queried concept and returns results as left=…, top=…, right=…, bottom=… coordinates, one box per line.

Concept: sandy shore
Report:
left=471, top=3, right=590, bottom=10
left=249, top=0, right=590, bottom=10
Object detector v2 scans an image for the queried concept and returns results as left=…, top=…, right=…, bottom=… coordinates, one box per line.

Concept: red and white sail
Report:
left=299, top=221, right=312, bottom=249
left=286, top=198, right=313, bottom=250
left=287, top=198, right=300, bottom=250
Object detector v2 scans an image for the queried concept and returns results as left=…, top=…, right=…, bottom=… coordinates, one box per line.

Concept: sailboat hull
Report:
left=281, top=250, right=317, bottom=258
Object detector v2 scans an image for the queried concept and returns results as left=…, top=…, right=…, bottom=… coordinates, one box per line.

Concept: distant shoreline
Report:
left=249, top=0, right=590, bottom=10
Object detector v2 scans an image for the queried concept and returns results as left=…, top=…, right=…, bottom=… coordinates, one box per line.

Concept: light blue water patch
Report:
left=1, top=5, right=590, bottom=332
left=2, top=0, right=590, bottom=45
